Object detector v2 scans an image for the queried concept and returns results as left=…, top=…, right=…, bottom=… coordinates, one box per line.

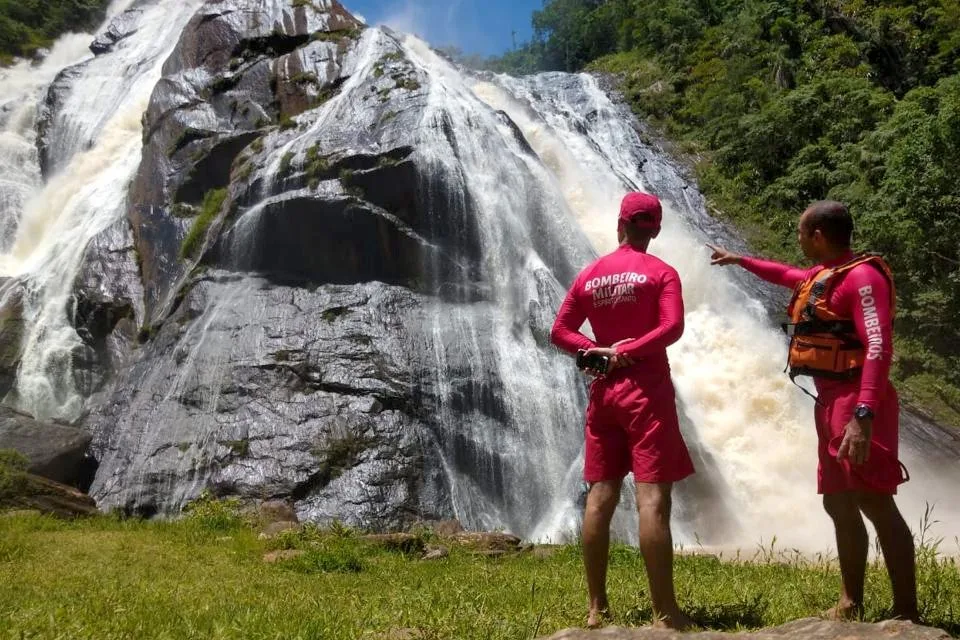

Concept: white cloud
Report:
left=353, top=12, right=366, bottom=24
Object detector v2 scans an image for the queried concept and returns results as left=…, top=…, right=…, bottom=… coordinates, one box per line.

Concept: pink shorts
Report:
left=584, top=373, right=695, bottom=484
left=814, top=382, right=908, bottom=495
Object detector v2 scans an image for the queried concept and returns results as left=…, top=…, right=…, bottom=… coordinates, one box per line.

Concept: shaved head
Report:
left=800, top=200, right=853, bottom=248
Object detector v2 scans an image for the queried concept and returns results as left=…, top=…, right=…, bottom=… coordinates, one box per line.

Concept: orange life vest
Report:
left=784, top=254, right=895, bottom=381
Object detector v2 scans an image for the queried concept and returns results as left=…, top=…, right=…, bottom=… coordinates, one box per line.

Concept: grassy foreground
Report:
left=0, top=501, right=958, bottom=640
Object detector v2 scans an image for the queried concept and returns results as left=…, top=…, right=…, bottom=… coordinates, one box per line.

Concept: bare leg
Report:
left=823, top=493, right=867, bottom=619
left=635, top=482, right=693, bottom=630
left=856, top=493, right=918, bottom=621
left=583, top=480, right=622, bottom=628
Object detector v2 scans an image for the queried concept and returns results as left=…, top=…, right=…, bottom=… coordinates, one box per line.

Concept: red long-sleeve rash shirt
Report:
left=740, top=254, right=894, bottom=410
left=550, top=244, right=684, bottom=376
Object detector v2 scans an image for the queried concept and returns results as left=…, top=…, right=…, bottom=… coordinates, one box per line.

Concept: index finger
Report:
left=836, top=437, right=850, bottom=461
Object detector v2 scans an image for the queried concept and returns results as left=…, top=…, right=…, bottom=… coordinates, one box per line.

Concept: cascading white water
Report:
left=0, top=34, right=96, bottom=252
left=0, top=0, right=136, bottom=246
left=467, top=76, right=822, bottom=548
left=0, top=0, right=204, bottom=421
left=473, top=73, right=960, bottom=551
left=399, top=37, right=596, bottom=536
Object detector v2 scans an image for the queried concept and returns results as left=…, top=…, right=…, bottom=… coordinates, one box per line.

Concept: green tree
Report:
left=0, top=0, right=112, bottom=61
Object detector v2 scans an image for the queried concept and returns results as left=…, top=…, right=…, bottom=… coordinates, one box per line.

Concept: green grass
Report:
left=0, top=505, right=957, bottom=639
left=278, top=151, right=295, bottom=176
left=311, top=28, right=363, bottom=43
left=0, top=449, right=29, bottom=506
left=179, top=188, right=228, bottom=261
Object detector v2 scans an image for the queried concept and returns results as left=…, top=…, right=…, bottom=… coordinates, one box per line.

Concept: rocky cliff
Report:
left=33, top=0, right=595, bottom=532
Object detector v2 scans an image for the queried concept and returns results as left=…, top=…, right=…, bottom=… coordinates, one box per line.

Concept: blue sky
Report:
left=341, top=0, right=543, bottom=56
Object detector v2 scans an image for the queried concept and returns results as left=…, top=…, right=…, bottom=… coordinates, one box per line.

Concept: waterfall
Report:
left=0, top=0, right=204, bottom=421
left=0, top=0, right=955, bottom=551
left=472, top=72, right=960, bottom=549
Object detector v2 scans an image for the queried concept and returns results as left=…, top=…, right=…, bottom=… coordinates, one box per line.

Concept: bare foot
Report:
left=821, top=600, right=863, bottom=621
left=652, top=611, right=695, bottom=631
left=586, top=607, right=611, bottom=629
left=889, top=609, right=920, bottom=624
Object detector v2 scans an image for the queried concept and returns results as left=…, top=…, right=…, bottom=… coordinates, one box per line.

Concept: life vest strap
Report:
left=785, top=368, right=826, bottom=407
left=783, top=320, right=857, bottom=337
left=789, top=365, right=862, bottom=381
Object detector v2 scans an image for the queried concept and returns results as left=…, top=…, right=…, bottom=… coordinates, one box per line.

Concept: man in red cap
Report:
left=551, top=191, right=695, bottom=630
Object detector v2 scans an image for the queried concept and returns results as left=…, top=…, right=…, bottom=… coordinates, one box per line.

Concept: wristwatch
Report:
left=854, top=404, right=874, bottom=420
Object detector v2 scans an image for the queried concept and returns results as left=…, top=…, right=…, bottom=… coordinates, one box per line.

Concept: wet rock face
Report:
left=71, top=220, right=143, bottom=398
left=36, top=64, right=88, bottom=179
left=81, top=0, right=583, bottom=532
left=51, top=0, right=459, bottom=527
left=86, top=271, right=447, bottom=528
left=128, top=0, right=366, bottom=320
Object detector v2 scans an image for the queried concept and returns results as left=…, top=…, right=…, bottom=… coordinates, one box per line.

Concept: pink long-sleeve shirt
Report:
left=550, top=244, right=684, bottom=377
left=740, top=253, right=894, bottom=410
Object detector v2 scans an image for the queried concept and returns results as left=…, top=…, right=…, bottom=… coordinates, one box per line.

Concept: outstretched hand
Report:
left=706, top=243, right=742, bottom=266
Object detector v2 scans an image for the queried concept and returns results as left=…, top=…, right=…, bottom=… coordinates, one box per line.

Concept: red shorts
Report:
left=814, top=381, right=909, bottom=495
left=584, top=372, right=695, bottom=484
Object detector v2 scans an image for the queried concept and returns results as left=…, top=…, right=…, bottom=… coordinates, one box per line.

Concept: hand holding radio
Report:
left=577, top=341, right=636, bottom=376
left=577, top=349, right=611, bottom=375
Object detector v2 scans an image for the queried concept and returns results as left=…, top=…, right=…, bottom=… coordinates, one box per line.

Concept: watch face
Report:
left=856, top=406, right=872, bottom=419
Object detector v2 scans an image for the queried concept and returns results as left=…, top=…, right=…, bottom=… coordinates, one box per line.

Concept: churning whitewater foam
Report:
left=0, top=34, right=95, bottom=251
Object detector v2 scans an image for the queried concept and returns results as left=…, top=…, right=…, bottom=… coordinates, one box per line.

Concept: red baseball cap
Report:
left=619, top=192, right=662, bottom=229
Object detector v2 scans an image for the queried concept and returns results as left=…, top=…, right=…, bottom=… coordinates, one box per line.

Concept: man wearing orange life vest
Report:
left=708, top=200, right=917, bottom=622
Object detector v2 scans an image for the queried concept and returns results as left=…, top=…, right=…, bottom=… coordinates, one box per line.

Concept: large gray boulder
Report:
left=536, top=618, right=950, bottom=639
left=86, top=272, right=443, bottom=526
left=0, top=407, right=93, bottom=487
